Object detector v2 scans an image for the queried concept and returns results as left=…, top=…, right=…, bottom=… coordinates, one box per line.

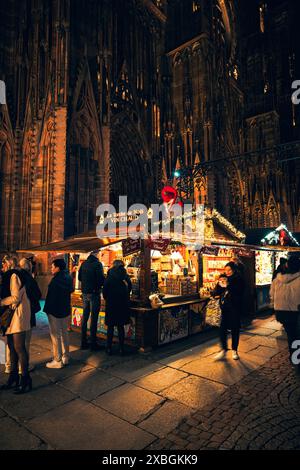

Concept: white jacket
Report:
left=270, top=272, right=300, bottom=312
left=0, top=273, right=31, bottom=334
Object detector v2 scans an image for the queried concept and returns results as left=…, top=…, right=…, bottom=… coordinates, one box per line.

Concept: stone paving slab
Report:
left=244, top=327, right=277, bottom=336
left=93, top=383, right=165, bottom=424
left=0, top=379, right=76, bottom=421
left=155, top=340, right=222, bottom=370
left=160, top=375, right=227, bottom=409
left=0, top=368, right=53, bottom=388
left=242, top=335, right=286, bottom=351
left=106, top=358, right=165, bottom=382
left=247, top=345, right=280, bottom=360
left=156, top=335, right=256, bottom=371
left=35, top=362, right=94, bottom=383
left=27, top=399, right=156, bottom=450
left=180, top=353, right=267, bottom=386
left=60, top=368, right=125, bottom=400
left=134, top=367, right=188, bottom=393
left=0, top=416, right=43, bottom=450
left=76, top=349, right=138, bottom=370
left=28, top=348, right=53, bottom=366
left=259, top=320, right=283, bottom=331
left=29, top=336, right=53, bottom=351
left=138, top=400, right=194, bottom=438
left=270, top=330, right=287, bottom=340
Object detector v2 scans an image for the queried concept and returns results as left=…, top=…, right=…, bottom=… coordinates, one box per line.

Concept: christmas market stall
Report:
left=245, top=224, right=300, bottom=311
left=18, top=207, right=249, bottom=351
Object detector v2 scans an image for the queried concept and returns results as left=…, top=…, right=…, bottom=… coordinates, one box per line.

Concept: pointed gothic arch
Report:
left=30, top=109, right=56, bottom=246
left=265, top=192, right=279, bottom=228
left=110, top=111, right=154, bottom=207
left=66, top=60, right=104, bottom=236
left=0, top=107, right=16, bottom=250
left=252, top=195, right=264, bottom=228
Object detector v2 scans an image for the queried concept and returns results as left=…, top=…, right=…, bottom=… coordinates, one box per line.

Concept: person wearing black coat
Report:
left=44, top=259, right=74, bottom=369
left=214, top=263, right=244, bottom=361
left=103, top=260, right=132, bottom=355
left=78, top=252, right=105, bottom=351
left=272, top=257, right=288, bottom=281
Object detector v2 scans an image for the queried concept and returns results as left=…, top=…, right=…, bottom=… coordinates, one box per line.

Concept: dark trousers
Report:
left=7, top=332, right=29, bottom=376
left=220, top=311, right=240, bottom=351
left=107, top=325, right=125, bottom=350
left=275, top=311, right=300, bottom=359
left=82, top=293, right=100, bottom=346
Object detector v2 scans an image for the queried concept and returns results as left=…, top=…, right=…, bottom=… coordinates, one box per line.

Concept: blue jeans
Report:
left=82, top=293, right=100, bottom=345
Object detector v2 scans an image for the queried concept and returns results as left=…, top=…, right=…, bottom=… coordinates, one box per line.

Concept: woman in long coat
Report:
left=103, top=260, right=132, bottom=355
left=0, top=255, right=32, bottom=393
left=214, top=262, right=244, bottom=361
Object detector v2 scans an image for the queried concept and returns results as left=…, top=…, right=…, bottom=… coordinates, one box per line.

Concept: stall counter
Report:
left=71, top=293, right=208, bottom=352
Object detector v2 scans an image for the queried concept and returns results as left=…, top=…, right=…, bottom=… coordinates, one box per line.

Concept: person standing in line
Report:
left=270, top=256, right=300, bottom=366
left=214, top=262, right=244, bottom=361
left=103, top=260, right=132, bottom=355
left=19, top=258, right=42, bottom=370
left=4, top=258, right=42, bottom=374
left=43, top=259, right=74, bottom=369
left=78, top=251, right=105, bottom=351
left=0, top=255, right=32, bottom=393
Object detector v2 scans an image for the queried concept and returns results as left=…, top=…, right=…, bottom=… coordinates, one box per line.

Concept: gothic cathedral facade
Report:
left=0, top=0, right=299, bottom=251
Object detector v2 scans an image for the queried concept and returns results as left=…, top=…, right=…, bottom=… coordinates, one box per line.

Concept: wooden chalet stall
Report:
left=245, top=224, right=300, bottom=311
left=18, top=207, right=251, bottom=351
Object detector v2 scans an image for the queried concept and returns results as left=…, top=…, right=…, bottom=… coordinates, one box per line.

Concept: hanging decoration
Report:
left=161, top=185, right=183, bottom=214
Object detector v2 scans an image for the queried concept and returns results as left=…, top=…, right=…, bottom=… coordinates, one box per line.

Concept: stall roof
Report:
left=17, top=232, right=123, bottom=254
left=245, top=226, right=300, bottom=248
left=18, top=208, right=246, bottom=254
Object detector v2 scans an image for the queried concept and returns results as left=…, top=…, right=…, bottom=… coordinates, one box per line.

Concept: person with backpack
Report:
left=78, top=251, right=105, bottom=351
left=0, top=255, right=32, bottom=393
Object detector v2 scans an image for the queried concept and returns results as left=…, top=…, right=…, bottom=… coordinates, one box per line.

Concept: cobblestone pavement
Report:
left=147, top=349, right=300, bottom=451
left=0, top=313, right=299, bottom=450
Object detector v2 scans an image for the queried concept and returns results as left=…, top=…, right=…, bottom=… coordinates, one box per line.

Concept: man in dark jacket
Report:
left=44, top=259, right=74, bottom=368
left=78, top=251, right=105, bottom=351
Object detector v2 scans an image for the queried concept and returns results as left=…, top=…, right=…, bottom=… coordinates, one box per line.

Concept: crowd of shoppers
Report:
left=0, top=251, right=133, bottom=393
left=1, top=249, right=299, bottom=394
left=0, top=256, right=40, bottom=393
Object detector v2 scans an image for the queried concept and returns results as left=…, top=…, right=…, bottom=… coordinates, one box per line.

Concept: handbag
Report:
left=206, top=298, right=222, bottom=327
left=0, top=305, right=16, bottom=336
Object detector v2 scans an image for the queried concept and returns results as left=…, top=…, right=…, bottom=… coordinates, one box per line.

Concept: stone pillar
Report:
left=139, top=239, right=151, bottom=305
